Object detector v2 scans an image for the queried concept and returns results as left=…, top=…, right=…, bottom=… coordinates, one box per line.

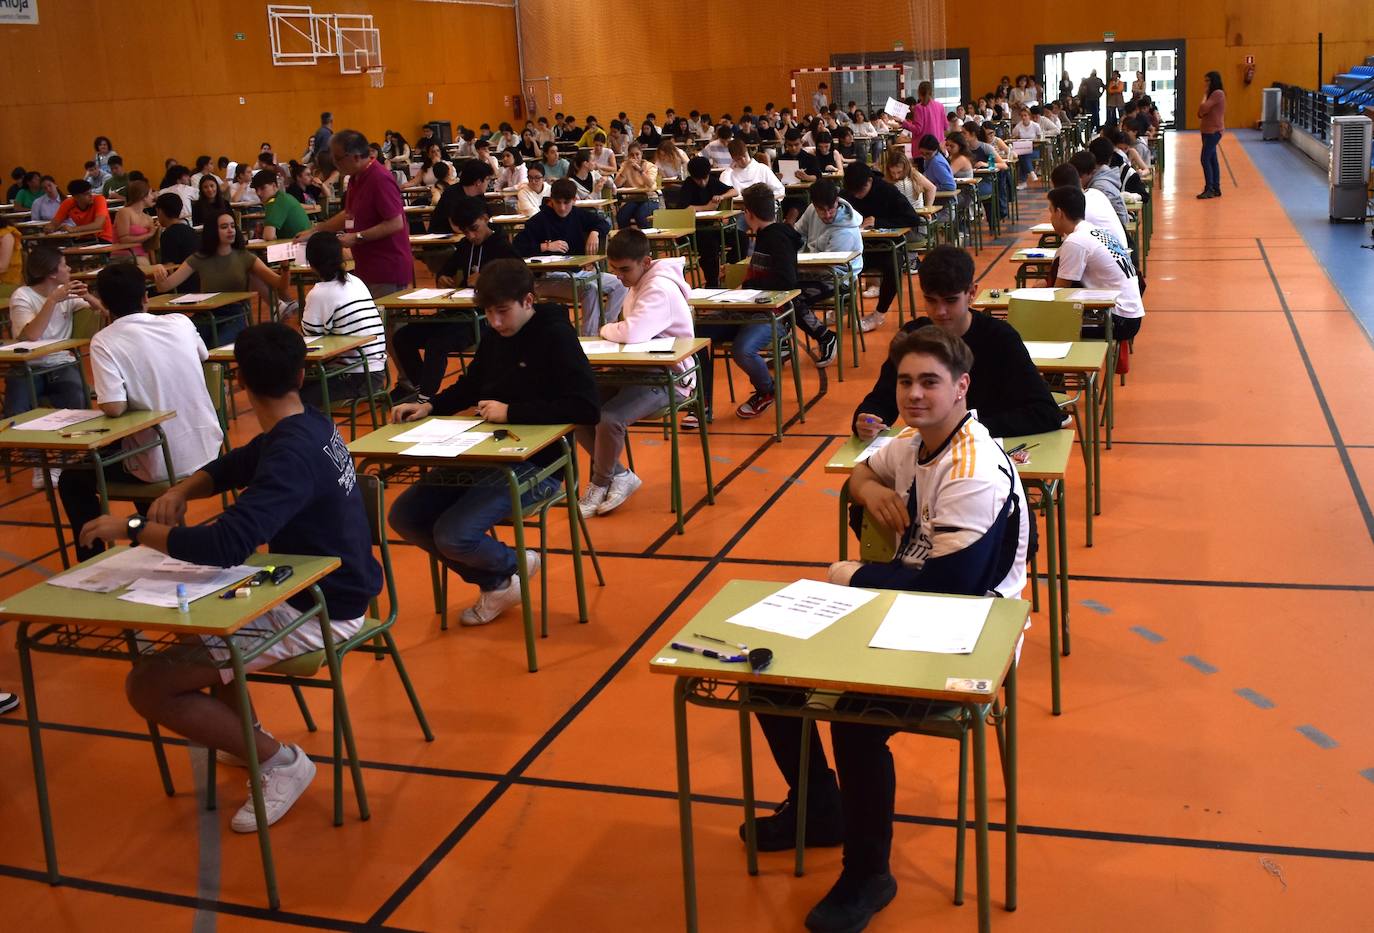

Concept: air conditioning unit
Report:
left=1261, top=87, right=1281, bottom=140
left=1329, top=115, right=1372, bottom=221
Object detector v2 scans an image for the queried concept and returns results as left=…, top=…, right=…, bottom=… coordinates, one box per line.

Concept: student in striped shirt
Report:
left=298, top=231, right=389, bottom=408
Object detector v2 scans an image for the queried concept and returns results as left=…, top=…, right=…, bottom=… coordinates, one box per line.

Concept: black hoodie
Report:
left=743, top=222, right=802, bottom=291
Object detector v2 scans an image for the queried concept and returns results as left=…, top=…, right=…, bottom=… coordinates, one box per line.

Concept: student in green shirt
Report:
left=13, top=171, right=41, bottom=209
left=102, top=157, right=130, bottom=198
left=251, top=169, right=310, bottom=240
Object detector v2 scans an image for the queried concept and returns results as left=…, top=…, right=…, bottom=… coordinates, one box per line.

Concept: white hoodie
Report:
left=600, top=256, right=696, bottom=392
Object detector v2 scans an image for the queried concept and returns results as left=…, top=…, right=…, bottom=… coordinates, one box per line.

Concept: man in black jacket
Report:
left=852, top=245, right=1063, bottom=439
left=388, top=259, right=600, bottom=626
left=841, top=163, right=922, bottom=332
left=513, top=177, right=624, bottom=334
left=775, top=129, right=823, bottom=223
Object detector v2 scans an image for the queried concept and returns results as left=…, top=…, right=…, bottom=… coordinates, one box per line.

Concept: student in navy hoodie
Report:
left=80, top=322, right=382, bottom=836
left=512, top=177, right=624, bottom=334
left=388, top=259, right=600, bottom=625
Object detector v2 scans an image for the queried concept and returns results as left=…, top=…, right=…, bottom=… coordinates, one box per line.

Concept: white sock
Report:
left=263, top=743, right=296, bottom=770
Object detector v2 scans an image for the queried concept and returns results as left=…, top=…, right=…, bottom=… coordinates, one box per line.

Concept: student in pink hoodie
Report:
left=577, top=229, right=695, bottom=517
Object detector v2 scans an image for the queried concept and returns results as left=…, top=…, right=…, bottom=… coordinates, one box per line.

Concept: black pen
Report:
left=61, top=428, right=110, bottom=438
left=692, top=632, right=749, bottom=651
left=671, top=642, right=747, bottom=663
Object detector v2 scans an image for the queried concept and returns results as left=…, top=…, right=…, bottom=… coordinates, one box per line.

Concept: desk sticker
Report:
left=654, top=656, right=678, bottom=664
left=945, top=677, right=992, bottom=693
left=499, top=446, right=529, bottom=453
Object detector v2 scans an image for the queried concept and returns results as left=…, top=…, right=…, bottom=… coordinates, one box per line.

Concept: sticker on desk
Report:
left=498, top=446, right=528, bottom=453
left=945, top=677, right=993, bottom=693
left=654, top=656, right=678, bottom=664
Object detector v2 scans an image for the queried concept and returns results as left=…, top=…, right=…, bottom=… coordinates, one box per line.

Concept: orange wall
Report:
left=0, top=0, right=520, bottom=185
left=519, top=0, right=1374, bottom=129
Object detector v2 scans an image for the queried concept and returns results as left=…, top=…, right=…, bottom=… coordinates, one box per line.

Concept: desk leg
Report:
left=228, top=640, right=281, bottom=910
left=1005, top=665, right=1018, bottom=911
left=1091, top=371, right=1103, bottom=521
left=786, top=310, right=805, bottom=430
left=316, top=584, right=369, bottom=824
left=506, top=468, right=539, bottom=673
left=1058, top=475, right=1070, bottom=658
left=737, top=690, right=759, bottom=876
left=666, top=376, right=684, bottom=534
left=838, top=483, right=849, bottom=562
left=972, top=700, right=991, bottom=933
left=561, top=442, right=589, bottom=623
left=889, top=245, right=905, bottom=329
left=18, top=624, right=60, bottom=883
left=770, top=319, right=785, bottom=443
left=1085, top=374, right=1098, bottom=547
left=673, top=678, right=699, bottom=933
left=1044, top=479, right=1062, bottom=717
left=38, top=451, right=70, bottom=569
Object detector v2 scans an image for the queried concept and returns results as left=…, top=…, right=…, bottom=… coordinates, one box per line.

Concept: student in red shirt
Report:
left=46, top=179, right=114, bottom=243
left=296, top=129, right=412, bottom=296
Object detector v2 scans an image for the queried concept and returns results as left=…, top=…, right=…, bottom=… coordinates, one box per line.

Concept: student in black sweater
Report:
left=513, top=177, right=623, bottom=334
left=666, top=155, right=738, bottom=287
left=392, top=202, right=517, bottom=401
left=775, top=129, right=823, bottom=223
left=82, top=323, right=382, bottom=835
left=388, top=259, right=600, bottom=626
left=852, top=245, right=1062, bottom=439
left=840, top=162, right=922, bottom=331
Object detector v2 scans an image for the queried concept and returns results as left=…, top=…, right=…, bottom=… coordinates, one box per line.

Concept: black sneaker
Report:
left=388, top=382, right=420, bottom=405
left=0, top=692, right=19, bottom=715
left=804, top=872, right=898, bottom=933
left=739, top=796, right=844, bottom=852
left=814, top=332, right=838, bottom=369
left=736, top=390, right=775, bottom=419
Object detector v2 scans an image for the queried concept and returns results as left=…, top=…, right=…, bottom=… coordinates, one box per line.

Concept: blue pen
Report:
left=671, top=641, right=747, bottom=663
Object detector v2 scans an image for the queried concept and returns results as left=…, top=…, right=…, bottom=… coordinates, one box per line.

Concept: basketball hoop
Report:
left=368, top=65, right=385, bottom=89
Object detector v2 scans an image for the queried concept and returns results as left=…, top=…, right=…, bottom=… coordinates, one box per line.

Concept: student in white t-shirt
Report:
left=4, top=246, right=95, bottom=417
left=1048, top=185, right=1145, bottom=342
left=58, top=263, right=223, bottom=562
left=1050, top=160, right=1127, bottom=246
left=298, top=231, right=389, bottom=408
left=1009, top=107, right=1042, bottom=186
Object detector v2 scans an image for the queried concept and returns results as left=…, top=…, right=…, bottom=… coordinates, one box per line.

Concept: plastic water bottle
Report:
left=176, top=583, right=190, bottom=614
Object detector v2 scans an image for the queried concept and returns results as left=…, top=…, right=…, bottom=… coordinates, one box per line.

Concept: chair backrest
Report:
left=201, top=362, right=228, bottom=440
left=723, top=261, right=749, bottom=288
left=1006, top=298, right=1083, bottom=341
left=356, top=472, right=398, bottom=625
left=70, top=305, right=102, bottom=340
left=651, top=207, right=694, bottom=229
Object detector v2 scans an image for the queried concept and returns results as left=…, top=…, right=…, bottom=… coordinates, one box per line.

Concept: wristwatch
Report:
left=126, top=515, right=146, bottom=545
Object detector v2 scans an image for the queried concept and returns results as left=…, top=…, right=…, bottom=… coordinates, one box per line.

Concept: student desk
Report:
left=409, top=233, right=463, bottom=250
left=4, top=548, right=341, bottom=909
left=581, top=336, right=713, bottom=534
left=525, top=254, right=608, bottom=332
left=689, top=288, right=802, bottom=443
left=1027, top=222, right=1060, bottom=249
left=404, top=204, right=435, bottom=219
left=60, top=242, right=120, bottom=267
left=374, top=287, right=483, bottom=382
left=1009, top=248, right=1056, bottom=288
left=208, top=335, right=380, bottom=431
left=824, top=427, right=1074, bottom=715
left=490, top=213, right=531, bottom=236
left=691, top=209, right=743, bottom=274
left=347, top=420, right=587, bottom=673
left=861, top=226, right=918, bottom=326
left=0, top=407, right=175, bottom=568
left=651, top=578, right=1027, bottom=933
left=573, top=198, right=616, bottom=223
left=73, top=265, right=155, bottom=285
left=0, top=337, right=92, bottom=418
left=796, top=250, right=861, bottom=381
left=147, top=291, right=256, bottom=346
left=972, top=167, right=1002, bottom=236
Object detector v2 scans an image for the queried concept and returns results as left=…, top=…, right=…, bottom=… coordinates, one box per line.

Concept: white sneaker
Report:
left=0, top=692, right=19, bottom=715
left=460, top=551, right=540, bottom=626
left=860, top=313, right=886, bottom=333
left=597, top=471, right=642, bottom=514
left=862, top=285, right=880, bottom=299
left=31, top=467, right=60, bottom=489
left=578, top=483, right=609, bottom=518
left=229, top=744, right=316, bottom=833
left=216, top=726, right=276, bottom=768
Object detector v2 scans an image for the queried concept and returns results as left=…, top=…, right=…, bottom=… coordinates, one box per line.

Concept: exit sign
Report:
left=1103, top=31, right=1115, bottom=43
left=893, top=40, right=904, bottom=51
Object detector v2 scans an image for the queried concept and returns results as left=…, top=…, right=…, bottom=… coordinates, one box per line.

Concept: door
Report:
left=1143, top=49, right=1179, bottom=126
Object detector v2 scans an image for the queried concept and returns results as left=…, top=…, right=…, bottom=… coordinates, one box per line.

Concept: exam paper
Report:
left=490, top=214, right=527, bottom=223
left=1008, top=288, right=1058, bottom=302
left=1065, top=288, right=1120, bottom=302
left=14, top=409, right=102, bottom=432
left=265, top=242, right=303, bottom=264
left=399, top=288, right=454, bottom=301
left=450, top=288, right=476, bottom=299
left=1023, top=341, right=1072, bottom=359
left=526, top=256, right=562, bottom=264
left=2, top=338, right=63, bottom=352
left=803, top=252, right=856, bottom=263
left=778, top=160, right=801, bottom=185
left=581, top=340, right=622, bottom=356
left=401, top=435, right=486, bottom=458
left=409, top=233, right=448, bottom=241
left=169, top=293, right=220, bottom=304
left=622, top=337, right=675, bottom=352
left=713, top=290, right=764, bottom=302
left=884, top=97, right=911, bottom=119
left=868, top=593, right=993, bottom=654
left=855, top=436, right=894, bottom=464
left=727, top=579, right=880, bottom=640
left=688, top=288, right=725, bottom=300
left=390, top=419, right=483, bottom=444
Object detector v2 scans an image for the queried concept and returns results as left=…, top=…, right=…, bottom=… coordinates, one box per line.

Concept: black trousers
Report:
left=301, top=368, right=389, bottom=410
left=58, top=463, right=150, bottom=564
left=862, top=251, right=898, bottom=315
left=393, top=322, right=476, bottom=397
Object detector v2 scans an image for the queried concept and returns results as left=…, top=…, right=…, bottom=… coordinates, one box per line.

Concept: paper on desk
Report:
left=526, top=256, right=562, bottom=264
left=1024, top=341, right=1072, bottom=359
left=727, top=579, right=880, bottom=640
left=884, top=96, right=911, bottom=119
left=451, top=288, right=476, bottom=299
left=868, top=593, right=992, bottom=654
left=400, top=434, right=487, bottom=458
left=581, top=340, right=622, bottom=356
left=1008, top=288, right=1057, bottom=302
left=169, top=293, right=220, bottom=304
left=3, top=338, right=64, bottom=352
left=490, top=214, right=527, bottom=223
left=803, top=251, right=856, bottom=263
left=622, top=337, right=675, bottom=352
left=713, top=289, right=764, bottom=302
left=409, top=233, right=448, bottom=241
left=118, top=565, right=257, bottom=608
left=855, top=436, right=894, bottom=464
left=688, top=288, right=725, bottom=300
left=638, top=227, right=661, bottom=235
left=14, top=408, right=102, bottom=432
left=265, top=242, right=303, bottom=264
left=778, top=160, right=801, bottom=185
left=390, top=419, right=483, bottom=444
left=1066, top=288, right=1120, bottom=302
left=399, top=288, right=454, bottom=301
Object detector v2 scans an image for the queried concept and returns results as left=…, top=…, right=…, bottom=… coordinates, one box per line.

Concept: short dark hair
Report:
left=1047, top=185, right=1086, bottom=222
left=332, top=129, right=369, bottom=158
left=306, top=230, right=348, bottom=284
left=686, top=156, right=711, bottom=180
left=1069, top=151, right=1097, bottom=178
left=741, top=183, right=775, bottom=221
left=67, top=179, right=92, bottom=196
left=95, top=262, right=148, bottom=317
left=783, top=128, right=802, bottom=142
left=917, top=244, right=975, bottom=296
left=809, top=178, right=840, bottom=207
left=458, top=160, right=493, bottom=187
left=236, top=323, right=306, bottom=399
left=84, top=160, right=97, bottom=170
left=452, top=200, right=489, bottom=231
left=251, top=169, right=279, bottom=190
left=1049, top=163, right=1080, bottom=189
left=24, top=245, right=63, bottom=285
left=1087, top=137, right=1115, bottom=167
left=815, top=131, right=833, bottom=145
left=716, top=125, right=733, bottom=141
left=841, top=162, right=871, bottom=192
left=155, top=192, right=184, bottom=218
left=474, top=258, right=534, bottom=307
left=890, top=324, right=974, bottom=378
left=918, top=134, right=941, bottom=153
left=1204, top=70, right=1224, bottom=92
left=321, top=111, right=333, bottom=123
left=607, top=228, right=651, bottom=262
left=107, top=155, right=123, bottom=169
left=549, top=178, right=577, bottom=200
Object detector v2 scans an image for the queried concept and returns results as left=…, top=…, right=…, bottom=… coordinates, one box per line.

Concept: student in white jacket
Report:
left=576, top=231, right=695, bottom=518
left=721, top=140, right=784, bottom=202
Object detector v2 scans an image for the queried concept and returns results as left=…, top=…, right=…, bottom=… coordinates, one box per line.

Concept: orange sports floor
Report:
left=3, top=133, right=1373, bottom=931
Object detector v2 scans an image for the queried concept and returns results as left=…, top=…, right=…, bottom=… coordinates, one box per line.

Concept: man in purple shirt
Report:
left=297, top=129, right=412, bottom=297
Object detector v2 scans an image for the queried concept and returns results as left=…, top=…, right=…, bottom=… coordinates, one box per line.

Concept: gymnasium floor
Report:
left=2, top=132, right=1372, bottom=932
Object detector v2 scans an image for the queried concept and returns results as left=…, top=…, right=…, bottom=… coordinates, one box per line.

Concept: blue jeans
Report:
left=695, top=320, right=774, bottom=412
left=194, top=302, right=249, bottom=349
left=388, top=466, right=563, bottom=591
left=615, top=199, right=658, bottom=229
left=4, top=365, right=85, bottom=416
left=1200, top=132, right=1222, bottom=191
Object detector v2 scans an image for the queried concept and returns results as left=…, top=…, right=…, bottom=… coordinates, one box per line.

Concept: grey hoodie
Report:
left=1089, top=165, right=1129, bottom=229
left=793, top=199, right=865, bottom=275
